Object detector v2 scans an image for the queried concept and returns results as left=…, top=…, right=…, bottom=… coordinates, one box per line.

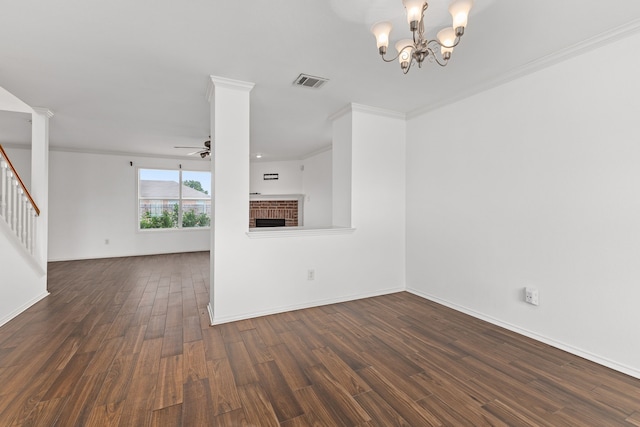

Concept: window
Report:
left=138, top=168, right=211, bottom=229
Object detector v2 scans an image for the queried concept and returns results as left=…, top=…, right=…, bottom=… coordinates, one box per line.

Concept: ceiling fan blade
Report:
left=187, top=150, right=206, bottom=156
left=174, top=146, right=205, bottom=149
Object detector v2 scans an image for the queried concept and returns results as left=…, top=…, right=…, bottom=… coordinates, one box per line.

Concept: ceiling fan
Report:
left=174, top=139, right=211, bottom=158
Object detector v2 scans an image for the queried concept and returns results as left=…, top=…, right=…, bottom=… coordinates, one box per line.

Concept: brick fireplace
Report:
left=249, top=200, right=298, bottom=228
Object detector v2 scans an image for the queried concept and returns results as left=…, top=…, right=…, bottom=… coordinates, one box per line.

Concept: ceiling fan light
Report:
left=449, top=0, right=473, bottom=30
left=371, top=21, right=393, bottom=53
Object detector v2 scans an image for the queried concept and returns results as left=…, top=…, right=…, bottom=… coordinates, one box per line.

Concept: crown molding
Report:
left=301, top=144, right=332, bottom=160
left=3, top=142, right=208, bottom=162
left=329, top=102, right=405, bottom=122
left=207, top=75, right=255, bottom=101
left=327, top=104, right=352, bottom=122
left=31, top=107, right=54, bottom=118
left=352, top=103, right=405, bottom=119
left=51, top=146, right=197, bottom=160
left=408, top=18, right=640, bottom=119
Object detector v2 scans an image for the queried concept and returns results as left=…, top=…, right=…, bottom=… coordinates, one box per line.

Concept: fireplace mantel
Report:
left=249, top=193, right=304, bottom=202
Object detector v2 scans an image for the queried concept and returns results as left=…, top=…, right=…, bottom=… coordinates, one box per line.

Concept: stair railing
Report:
left=0, top=145, right=39, bottom=254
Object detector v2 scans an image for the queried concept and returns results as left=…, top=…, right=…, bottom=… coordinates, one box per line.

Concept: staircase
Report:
left=0, top=87, right=52, bottom=327
left=0, top=144, right=48, bottom=327
left=0, top=145, right=39, bottom=255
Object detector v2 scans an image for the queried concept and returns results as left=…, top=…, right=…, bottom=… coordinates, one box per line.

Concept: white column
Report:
left=31, top=107, right=53, bottom=269
left=206, top=76, right=254, bottom=324
left=330, top=105, right=353, bottom=227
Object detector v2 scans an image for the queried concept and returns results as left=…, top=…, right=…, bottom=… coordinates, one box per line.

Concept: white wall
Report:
left=406, top=31, right=640, bottom=378
left=48, top=150, right=210, bottom=261
left=250, top=160, right=302, bottom=194
left=212, top=100, right=406, bottom=323
left=0, top=226, right=48, bottom=326
left=332, top=112, right=352, bottom=227
left=302, top=149, right=332, bottom=227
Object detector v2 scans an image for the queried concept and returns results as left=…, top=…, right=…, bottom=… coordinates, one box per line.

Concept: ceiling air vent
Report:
left=293, top=73, right=329, bottom=89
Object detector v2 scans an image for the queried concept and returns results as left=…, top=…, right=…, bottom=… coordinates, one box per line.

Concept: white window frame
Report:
left=137, top=167, right=211, bottom=231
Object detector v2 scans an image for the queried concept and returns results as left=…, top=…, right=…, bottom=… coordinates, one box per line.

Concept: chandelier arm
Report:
left=382, top=44, right=415, bottom=63
left=427, top=47, right=449, bottom=67
left=401, top=45, right=415, bottom=55
left=427, top=36, right=462, bottom=50
left=380, top=51, right=401, bottom=63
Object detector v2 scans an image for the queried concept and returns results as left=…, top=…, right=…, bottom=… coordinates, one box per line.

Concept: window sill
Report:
left=246, top=226, right=356, bottom=239
left=137, top=227, right=211, bottom=233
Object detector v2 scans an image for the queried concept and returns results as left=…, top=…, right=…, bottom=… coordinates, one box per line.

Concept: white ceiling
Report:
left=1, top=1, right=640, bottom=161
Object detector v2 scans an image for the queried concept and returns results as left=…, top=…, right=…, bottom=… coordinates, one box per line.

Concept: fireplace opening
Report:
left=249, top=199, right=299, bottom=228
left=255, top=218, right=286, bottom=227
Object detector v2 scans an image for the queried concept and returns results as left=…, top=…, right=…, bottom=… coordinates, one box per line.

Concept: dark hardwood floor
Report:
left=0, top=252, right=639, bottom=426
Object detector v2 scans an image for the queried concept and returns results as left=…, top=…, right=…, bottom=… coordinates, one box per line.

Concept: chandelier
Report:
left=371, top=0, right=474, bottom=74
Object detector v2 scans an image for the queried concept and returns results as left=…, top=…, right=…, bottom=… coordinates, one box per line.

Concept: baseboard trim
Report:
left=407, top=288, right=640, bottom=380
left=207, top=303, right=215, bottom=326
left=48, top=249, right=209, bottom=263
left=0, top=291, right=50, bottom=328
left=211, top=286, right=404, bottom=325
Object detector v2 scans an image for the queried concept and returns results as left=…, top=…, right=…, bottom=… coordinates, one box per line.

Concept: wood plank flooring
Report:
left=0, top=252, right=639, bottom=425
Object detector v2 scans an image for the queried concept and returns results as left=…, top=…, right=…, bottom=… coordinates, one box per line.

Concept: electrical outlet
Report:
left=307, top=269, right=315, bottom=281
left=525, top=287, right=539, bottom=306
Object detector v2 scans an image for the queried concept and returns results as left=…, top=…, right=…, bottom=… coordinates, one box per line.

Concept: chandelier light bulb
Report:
left=449, top=0, right=474, bottom=32
left=403, top=0, right=427, bottom=28
left=437, top=27, right=456, bottom=59
left=371, top=21, right=393, bottom=53
left=395, top=39, right=414, bottom=70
